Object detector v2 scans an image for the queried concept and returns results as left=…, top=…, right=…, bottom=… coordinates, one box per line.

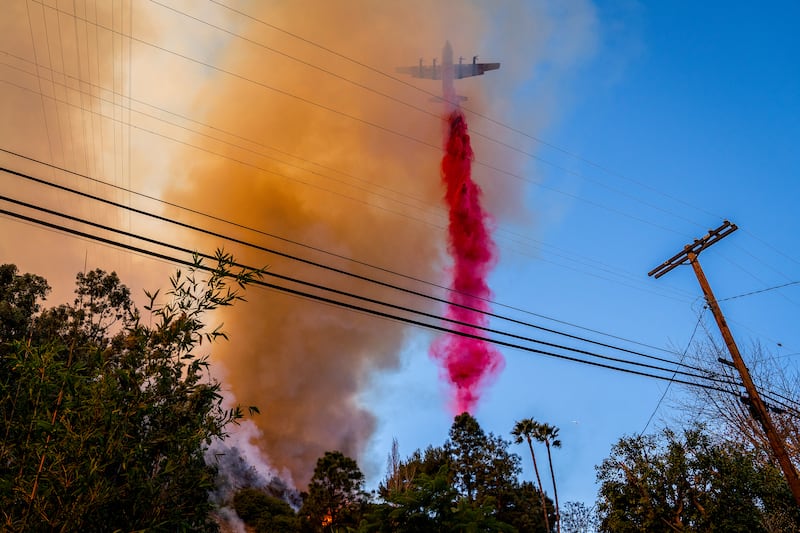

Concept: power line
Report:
left=3, top=69, right=788, bottom=366
left=640, top=310, right=705, bottom=435
left=17, top=1, right=799, bottom=307
left=717, top=251, right=800, bottom=310
left=0, top=62, right=698, bottom=309
left=70, top=0, right=95, bottom=179
left=0, top=147, right=690, bottom=356
left=23, top=0, right=55, bottom=168
left=0, top=201, right=745, bottom=395
left=696, top=330, right=800, bottom=415
left=11, top=3, right=797, bottom=367
left=5, top=1, right=716, bottom=299
left=51, top=0, right=80, bottom=171
left=719, top=281, right=800, bottom=302
left=742, top=228, right=800, bottom=268
left=0, top=162, right=718, bottom=377
left=210, top=0, right=713, bottom=217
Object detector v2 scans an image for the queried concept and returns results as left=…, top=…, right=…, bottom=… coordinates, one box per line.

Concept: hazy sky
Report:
left=2, top=0, right=799, bottom=506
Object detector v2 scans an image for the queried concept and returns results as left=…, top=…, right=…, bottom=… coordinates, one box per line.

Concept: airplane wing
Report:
left=395, top=64, right=442, bottom=80
left=454, top=62, right=500, bottom=79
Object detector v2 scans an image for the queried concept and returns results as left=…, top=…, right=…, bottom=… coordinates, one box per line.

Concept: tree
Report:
left=596, top=425, right=799, bottom=532
left=679, top=338, right=800, bottom=466
left=448, top=413, right=520, bottom=507
left=385, top=437, right=403, bottom=494
left=0, top=251, right=264, bottom=531
left=364, top=462, right=461, bottom=532
left=367, top=413, right=552, bottom=532
left=233, top=487, right=300, bottom=533
left=534, top=423, right=562, bottom=533
left=512, top=418, right=551, bottom=531
left=300, top=450, right=368, bottom=532
left=674, top=336, right=800, bottom=512
left=559, top=501, right=597, bottom=533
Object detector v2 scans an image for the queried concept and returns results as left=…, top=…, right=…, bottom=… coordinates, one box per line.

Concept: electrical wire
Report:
left=52, top=2, right=80, bottom=172
left=19, top=179, right=800, bottom=413
left=18, top=2, right=799, bottom=308
left=0, top=67, right=788, bottom=370
left=23, top=0, right=55, bottom=168
left=5, top=5, right=716, bottom=294
left=0, top=145, right=691, bottom=357
left=210, top=0, right=800, bottom=275
left=692, top=311, right=800, bottom=414
left=9, top=3, right=796, bottom=386
left=717, top=252, right=800, bottom=310
left=206, top=0, right=723, bottom=225
left=719, top=281, right=800, bottom=302
left=640, top=310, right=705, bottom=435
left=70, top=0, right=95, bottom=179
left=0, top=200, right=745, bottom=395
left=0, top=162, right=719, bottom=377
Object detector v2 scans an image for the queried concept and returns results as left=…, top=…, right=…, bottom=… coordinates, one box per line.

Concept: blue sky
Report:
left=365, top=0, right=800, bottom=505
left=2, top=0, right=799, bottom=510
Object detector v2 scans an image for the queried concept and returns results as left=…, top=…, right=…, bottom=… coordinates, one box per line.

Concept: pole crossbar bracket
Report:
left=648, top=220, right=737, bottom=279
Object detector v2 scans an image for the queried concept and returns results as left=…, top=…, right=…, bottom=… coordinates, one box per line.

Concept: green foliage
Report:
left=365, top=412, right=552, bottom=532
left=0, top=264, right=50, bottom=341
left=233, top=487, right=300, bottom=532
left=447, top=412, right=528, bottom=527
left=300, top=450, right=368, bottom=532
left=595, top=425, right=799, bottom=532
left=365, top=465, right=460, bottom=532
left=559, top=501, right=597, bottom=533
left=0, top=251, right=264, bottom=531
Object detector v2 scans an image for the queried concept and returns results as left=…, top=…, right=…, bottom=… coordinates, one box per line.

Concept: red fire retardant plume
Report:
left=432, top=109, right=504, bottom=414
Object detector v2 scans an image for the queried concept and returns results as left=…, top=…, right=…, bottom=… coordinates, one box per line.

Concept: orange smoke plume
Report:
left=159, top=0, right=596, bottom=486
left=161, top=2, right=506, bottom=487
left=0, top=0, right=598, bottom=489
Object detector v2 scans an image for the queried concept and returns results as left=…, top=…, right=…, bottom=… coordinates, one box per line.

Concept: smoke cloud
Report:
left=1, top=0, right=599, bottom=490
left=161, top=1, right=511, bottom=486
left=162, top=0, right=597, bottom=487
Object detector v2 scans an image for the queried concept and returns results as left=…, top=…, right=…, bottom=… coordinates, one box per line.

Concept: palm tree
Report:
left=512, top=419, right=550, bottom=532
left=534, top=423, right=562, bottom=533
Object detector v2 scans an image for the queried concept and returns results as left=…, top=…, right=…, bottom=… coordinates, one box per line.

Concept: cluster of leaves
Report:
left=357, top=413, right=552, bottom=532
left=0, top=252, right=263, bottom=531
left=301, top=450, right=370, bottom=531
left=233, top=487, right=300, bottom=532
left=595, top=424, right=800, bottom=532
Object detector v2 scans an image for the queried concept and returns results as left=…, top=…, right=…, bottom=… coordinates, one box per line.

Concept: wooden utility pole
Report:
left=649, top=221, right=800, bottom=507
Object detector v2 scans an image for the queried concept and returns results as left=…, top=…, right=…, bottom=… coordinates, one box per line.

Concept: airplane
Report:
left=396, top=47, right=500, bottom=80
